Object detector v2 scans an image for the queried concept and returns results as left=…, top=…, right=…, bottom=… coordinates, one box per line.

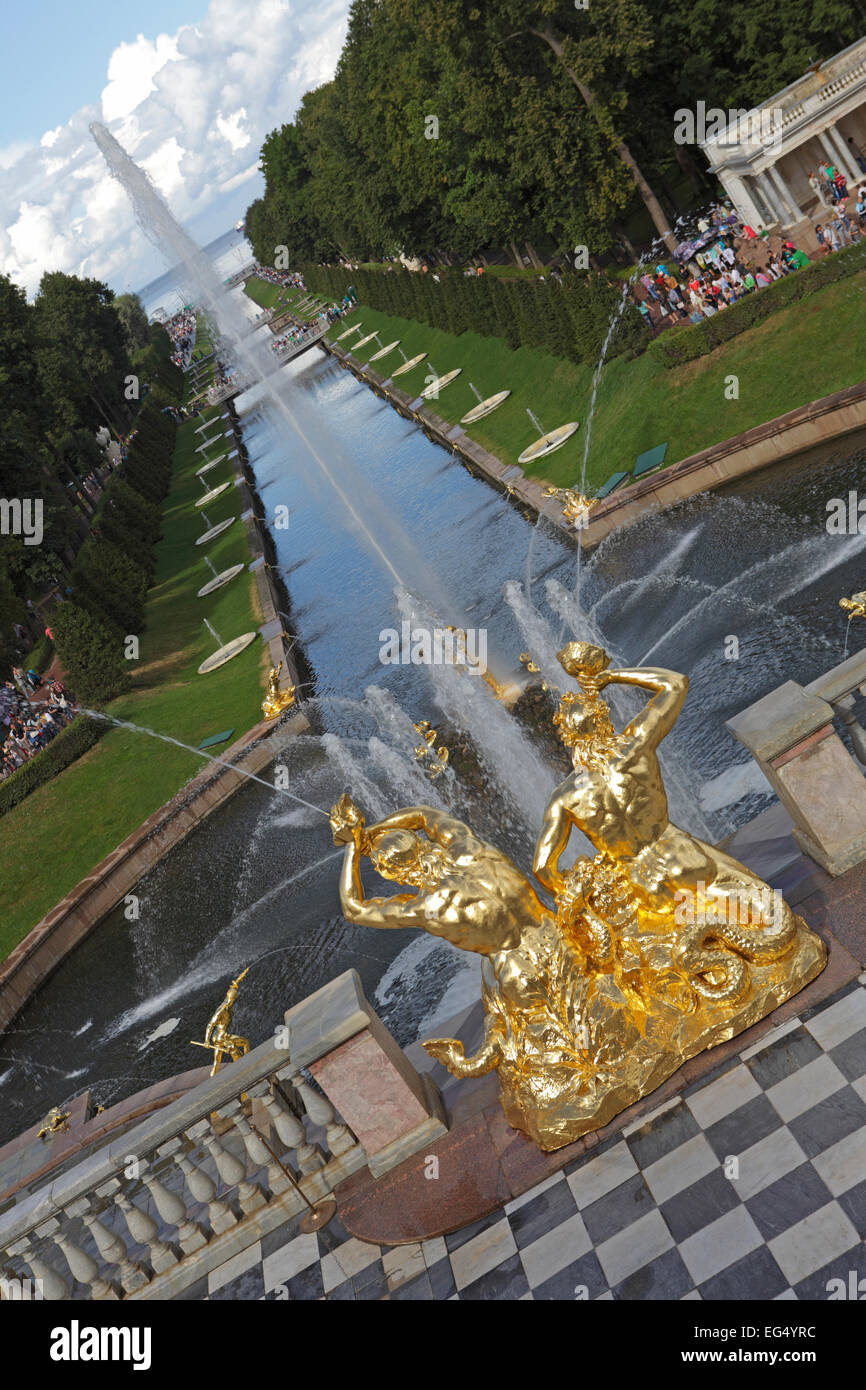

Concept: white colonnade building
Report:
left=699, top=37, right=866, bottom=233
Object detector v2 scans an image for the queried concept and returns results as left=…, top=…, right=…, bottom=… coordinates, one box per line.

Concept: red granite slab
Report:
left=337, top=1113, right=510, bottom=1245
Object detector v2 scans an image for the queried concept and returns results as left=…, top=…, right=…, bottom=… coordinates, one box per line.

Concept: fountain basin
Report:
left=392, top=353, right=428, bottom=377
left=369, top=340, right=400, bottom=362
left=196, top=517, right=237, bottom=545
left=195, top=481, right=233, bottom=508
left=197, top=632, right=258, bottom=674
left=421, top=369, right=462, bottom=400
left=196, top=455, right=226, bottom=476
left=518, top=421, right=580, bottom=464
left=197, top=563, right=245, bottom=598
left=461, top=390, right=512, bottom=425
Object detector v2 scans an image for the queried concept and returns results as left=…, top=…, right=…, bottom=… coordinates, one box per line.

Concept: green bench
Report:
left=633, top=442, right=669, bottom=479
left=595, top=470, right=631, bottom=499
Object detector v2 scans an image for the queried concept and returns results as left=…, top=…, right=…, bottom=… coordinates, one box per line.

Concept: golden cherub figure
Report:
left=839, top=591, right=866, bottom=620
left=191, top=968, right=251, bottom=1076
left=37, top=1106, right=71, bottom=1143
left=543, top=486, right=597, bottom=529
left=262, top=661, right=296, bottom=719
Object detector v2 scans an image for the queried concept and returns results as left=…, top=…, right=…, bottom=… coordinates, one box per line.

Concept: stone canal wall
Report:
left=0, top=409, right=309, bottom=1037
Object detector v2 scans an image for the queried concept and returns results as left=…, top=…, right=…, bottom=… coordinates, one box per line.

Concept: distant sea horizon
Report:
left=136, top=224, right=253, bottom=317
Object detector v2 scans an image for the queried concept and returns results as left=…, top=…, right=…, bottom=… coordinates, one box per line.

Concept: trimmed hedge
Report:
left=51, top=601, right=130, bottom=706
left=56, top=406, right=178, bottom=703
left=649, top=240, right=866, bottom=368
left=302, top=261, right=647, bottom=367
left=0, top=715, right=106, bottom=817
left=28, top=633, right=54, bottom=675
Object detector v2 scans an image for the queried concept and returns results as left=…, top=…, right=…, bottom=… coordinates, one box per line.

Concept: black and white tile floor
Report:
left=200, top=977, right=866, bottom=1301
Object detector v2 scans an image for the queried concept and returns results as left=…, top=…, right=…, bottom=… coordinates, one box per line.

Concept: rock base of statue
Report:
left=262, top=689, right=296, bottom=719
left=455, top=899, right=826, bottom=1152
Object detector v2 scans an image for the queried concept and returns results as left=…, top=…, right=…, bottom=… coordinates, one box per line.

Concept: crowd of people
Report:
left=632, top=187, right=865, bottom=333
left=0, top=675, right=75, bottom=780
left=165, top=309, right=197, bottom=369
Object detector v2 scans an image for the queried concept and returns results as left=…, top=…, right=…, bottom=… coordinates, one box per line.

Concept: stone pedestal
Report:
left=727, top=680, right=866, bottom=876
left=286, top=971, right=448, bottom=1178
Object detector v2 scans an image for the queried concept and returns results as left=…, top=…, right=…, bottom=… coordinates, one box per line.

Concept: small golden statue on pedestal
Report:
left=331, top=644, right=826, bottom=1151
left=839, top=591, right=866, bottom=620
left=37, top=1106, right=71, bottom=1143
left=543, top=486, right=597, bottom=530
left=191, top=968, right=251, bottom=1076
left=262, top=661, right=296, bottom=719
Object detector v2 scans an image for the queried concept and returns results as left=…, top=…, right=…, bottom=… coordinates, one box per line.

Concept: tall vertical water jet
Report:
left=89, top=122, right=453, bottom=617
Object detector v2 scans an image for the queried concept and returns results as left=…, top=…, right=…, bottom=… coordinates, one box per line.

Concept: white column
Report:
left=818, top=130, right=849, bottom=187
left=767, top=165, right=800, bottom=223
left=826, top=124, right=861, bottom=187
left=755, top=171, right=786, bottom=225
left=719, top=173, right=764, bottom=229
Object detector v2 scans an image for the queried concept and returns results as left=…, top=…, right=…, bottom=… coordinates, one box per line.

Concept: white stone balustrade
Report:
left=0, top=971, right=445, bottom=1300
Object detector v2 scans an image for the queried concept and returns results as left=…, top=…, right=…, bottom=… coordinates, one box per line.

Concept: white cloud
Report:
left=214, top=108, right=250, bottom=153
left=101, top=31, right=182, bottom=123
left=0, top=0, right=350, bottom=296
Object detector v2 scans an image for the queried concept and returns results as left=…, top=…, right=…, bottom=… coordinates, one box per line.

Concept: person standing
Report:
left=809, top=171, right=831, bottom=210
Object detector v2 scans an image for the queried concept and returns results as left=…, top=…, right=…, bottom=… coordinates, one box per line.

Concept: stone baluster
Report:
left=292, top=1075, right=357, bottom=1157
left=245, top=1082, right=296, bottom=1195
left=83, top=1193, right=150, bottom=1295
left=199, top=1120, right=266, bottom=1217
left=225, top=1104, right=286, bottom=1197
left=6, top=1235, right=69, bottom=1301
left=833, top=693, right=866, bottom=765
left=149, top=1142, right=209, bottom=1254
left=36, top=1214, right=120, bottom=1300
left=176, top=1127, right=237, bottom=1234
left=258, top=1083, right=306, bottom=1164
left=274, top=1071, right=325, bottom=1173
left=109, top=1180, right=179, bottom=1275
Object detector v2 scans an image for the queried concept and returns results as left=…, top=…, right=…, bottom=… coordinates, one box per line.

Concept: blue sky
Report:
left=0, top=0, right=350, bottom=297
left=3, top=1, right=206, bottom=145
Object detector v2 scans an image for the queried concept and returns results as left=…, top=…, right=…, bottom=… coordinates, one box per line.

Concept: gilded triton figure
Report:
left=331, top=644, right=826, bottom=1151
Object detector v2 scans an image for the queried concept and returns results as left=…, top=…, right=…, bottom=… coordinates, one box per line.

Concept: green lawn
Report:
left=320, top=272, right=866, bottom=492
left=0, top=393, right=267, bottom=960
left=243, top=277, right=330, bottom=317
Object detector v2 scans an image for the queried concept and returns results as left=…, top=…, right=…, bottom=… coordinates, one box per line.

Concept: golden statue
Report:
left=331, top=645, right=826, bottom=1151
left=37, top=1106, right=71, bottom=1143
left=413, top=721, right=449, bottom=778
left=839, top=591, right=866, bottom=620
left=191, top=968, right=251, bottom=1076
left=544, top=486, right=597, bottom=529
left=262, top=662, right=296, bottom=719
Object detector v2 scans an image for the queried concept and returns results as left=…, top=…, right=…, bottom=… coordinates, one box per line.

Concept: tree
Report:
left=33, top=272, right=132, bottom=437
left=114, top=292, right=151, bottom=354
left=51, top=601, right=130, bottom=706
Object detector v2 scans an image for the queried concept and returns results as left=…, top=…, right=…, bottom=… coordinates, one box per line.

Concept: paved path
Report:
left=199, top=974, right=866, bottom=1301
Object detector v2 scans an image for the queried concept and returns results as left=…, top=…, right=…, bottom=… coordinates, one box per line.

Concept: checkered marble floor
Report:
left=200, top=978, right=866, bottom=1301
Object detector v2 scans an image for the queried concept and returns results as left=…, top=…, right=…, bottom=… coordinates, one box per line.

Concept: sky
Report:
left=0, top=0, right=351, bottom=298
